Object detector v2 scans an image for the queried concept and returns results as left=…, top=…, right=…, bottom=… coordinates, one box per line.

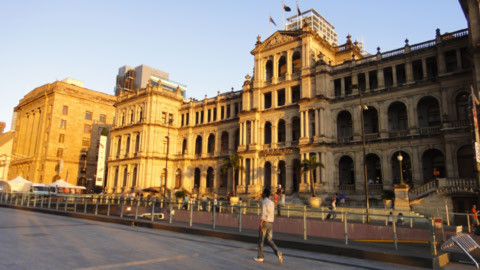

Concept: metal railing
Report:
left=0, top=191, right=445, bottom=254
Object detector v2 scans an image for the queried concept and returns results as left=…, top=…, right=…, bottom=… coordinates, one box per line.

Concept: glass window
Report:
left=84, top=124, right=92, bottom=133
left=99, top=114, right=106, bottom=123
left=85, top=111, right=92, bottom=120
left=62, top=106, right=68, bottom=115
left=60, top=120, right=66, bottom=129
left=57, top=148, right=63, bottom=158
left=58, top=134, right=64, bottom=143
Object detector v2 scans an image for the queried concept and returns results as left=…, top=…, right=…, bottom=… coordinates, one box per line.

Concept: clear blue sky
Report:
left=0, top=0, right=467, bottom=130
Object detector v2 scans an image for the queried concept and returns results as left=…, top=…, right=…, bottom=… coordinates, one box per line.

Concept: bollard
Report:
left=410, top=211, right=413, bottom=228
left=321, top=206, right=325, bottom=220
left=393, top=213, right=398, bottom=250
left=40, top=196, right=44, bottom=208
left=151, top=197, right=156, bottom=222
left=344, top=212, right=348, bottom=245
left=107, top=197, right=111, bottom=216
left=135, top=198, right=139, bottom=220
left=64, top=197, right=68, bottom=211
left=48, top=196, right=51, bottom=209
left=287, top=205, right=290, bottom=218
left=219, top=201, right=222, bottom=213
left=467, top=212, right=471, bottom=233
left=213, top=202, right=216, bottom=229
left=74, top=196, right=78, bottom=212
left=169, top=203, right=173, bottom=224
left=120, top=197, right=125, bottom=218
left=56, top=196, right=59, bottom=210
left=238, top=203, right=242, bottom=232
left=190, top=202, right=193, bottom=227
left=160, top=199, right=164, bottom=209
left=430, top=218, right=437, bottom=256
left=385, top=210, right=388, bottom=226
left=95, top=196, right=99, bottom=215
left=362, top=209, right=366, bottom=224
left=84, top=197, right=88, bottom=214
left=303, top=206, right=307, bottom=240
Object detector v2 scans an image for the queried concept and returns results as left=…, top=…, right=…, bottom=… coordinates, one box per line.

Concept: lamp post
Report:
left=397, top=153, right=404, bottom=185
left=164, top=118, right=173, bottom=198
left=358, top=85, right=370, bottom=221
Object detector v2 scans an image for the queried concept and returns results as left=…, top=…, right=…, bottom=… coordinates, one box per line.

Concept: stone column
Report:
left=411, top=147, right=422, bottom=187
left=300, top=111, right=305, bottom=138
left=377, top=68, right=385, bottom=89
left=437, top=47, right=446, bottom=75
left=272, top=124, right=278, bottom=144
left=314, top=109, right=320, bottom=137
left=392, top=65, right=398, bottom=86
left=406, top=61, right=413, bottom=83
left=379, top=105, right=389, bottom=138
left=200, top=168, right=206, bottom=194
left=286, top=50, right=293, bottom=81
left=286, top=165, right=293, bottom=193
left=365, top=71, right=370, bottom=91
left=272, top=55, right=279, bottom=84
left=239, top=122, right=244, bottom=145
left=341, top=77, right=345, bottom=96
left=305, top=111, right=310, bottom=138
left=286, top=123, right=292, bottom=147
left=316, top=152, right=321, bottom=183
left=250, top=121, right=255, bottom=145
left=382, top=152, right=392, bottom=189
left=286, top=86, right=292, bottom=105
left=421, top=58, right=428, bottom=80
left=321, top=152, right=326, bottom=183
left=320, top=108, right=325, bottom=137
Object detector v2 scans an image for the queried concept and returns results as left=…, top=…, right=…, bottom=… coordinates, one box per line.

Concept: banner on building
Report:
left=95, top=135, right=107, bottom=187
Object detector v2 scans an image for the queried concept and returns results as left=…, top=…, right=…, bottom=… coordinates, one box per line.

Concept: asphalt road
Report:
left=0, top=208, right=439, bottom=269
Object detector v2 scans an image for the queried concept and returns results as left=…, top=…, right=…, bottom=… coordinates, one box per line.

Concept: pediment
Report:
left=251, top=31, right=302, bottom=54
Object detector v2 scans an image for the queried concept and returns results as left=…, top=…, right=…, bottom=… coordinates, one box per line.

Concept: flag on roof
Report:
left=296, top=2, right=301, bottom=16
left=269, top=16, right=277, bottom=26
left=283, top=3, right=291, bottom=12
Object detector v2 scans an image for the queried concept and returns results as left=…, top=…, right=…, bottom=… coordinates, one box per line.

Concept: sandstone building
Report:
left=9, top=79, right=116, bottom=188
left=107, top=3, right=480, bottom=213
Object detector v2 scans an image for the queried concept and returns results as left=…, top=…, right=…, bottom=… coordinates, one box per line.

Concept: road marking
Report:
left=76, top=253, right=200, bottom=270
left=354, top=239, right=429, bottom=244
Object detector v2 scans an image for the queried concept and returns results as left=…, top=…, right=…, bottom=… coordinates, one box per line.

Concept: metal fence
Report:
left=0, top=192, right=445, bottom=255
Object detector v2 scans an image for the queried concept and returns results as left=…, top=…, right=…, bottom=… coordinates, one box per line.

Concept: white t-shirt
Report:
left=261, top=197, right=275, bottom=223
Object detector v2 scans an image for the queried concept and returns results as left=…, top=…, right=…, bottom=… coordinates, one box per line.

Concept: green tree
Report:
left=301, top=155, right=324, bottom=197
left=221, top=153, right=243, bottom=197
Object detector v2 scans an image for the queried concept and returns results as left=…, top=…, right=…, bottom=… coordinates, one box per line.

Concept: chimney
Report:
left=0, top=122, right=6, bottom=133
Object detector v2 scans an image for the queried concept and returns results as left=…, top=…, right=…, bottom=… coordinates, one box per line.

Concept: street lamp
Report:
left=357, top=85, right=370, bottom=221
left=164, top=118, right=173, bottom=198
left=397, top=153, right=404, bottom=185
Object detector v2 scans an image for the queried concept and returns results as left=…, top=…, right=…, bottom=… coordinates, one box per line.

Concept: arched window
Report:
left=265, top=60, right=273, bottom=81
left=339, top=156, right=354, bottom=186
left=195, top=136, right=202, bottom=156
left=206, top=167, right=214, bottom=188
left=366, top=154, right=382, bottom=184
left=337, top=111, right=353, bottom=139
left=422, top=149, right=445, bottom=182
left=292, top=51, right=301, bottom=73
left=388, top=102, right=408, bottom=133
left=391, top=151, right=412, bottom=185
left=456, top=92, right=469, bottom=121
left=139, top=107, right=143, bottom=123
left=194, top=168, right=201, bottom=190
left=418, top=96, right=441, bottom=128
left=207, top=134, right=215, bottom=155
left=264, top=122, right=272, bottom=144
left=457, top=145, right=475, bottom=178
left=135, top=133, right=140, bottom=155
left=363, top=107, right=379, bottom=134
left=278, top=56, right=287, bottom=77
left=221, top=131, right=229, bottom=153
left=291, top=117, right=300, bottom=142
left=277, top=119, right=286, bottom=143
left=182, top=138, right=187, bottom=155
left=123, top=167, right=128, bottom=187
left=132, top=165, right=137, bottom=187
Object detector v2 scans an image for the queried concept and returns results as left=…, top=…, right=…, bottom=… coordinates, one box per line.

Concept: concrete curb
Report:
left=0, top=204, right=448, bottom=268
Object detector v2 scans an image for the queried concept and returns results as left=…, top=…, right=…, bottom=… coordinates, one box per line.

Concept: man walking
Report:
left=254, top=188, right=283, bottom=263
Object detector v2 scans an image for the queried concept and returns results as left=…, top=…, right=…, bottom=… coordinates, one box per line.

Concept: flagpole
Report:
left=282, top=1, right=285, bottom=30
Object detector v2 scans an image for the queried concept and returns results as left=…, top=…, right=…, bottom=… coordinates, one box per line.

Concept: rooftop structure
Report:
left=286, top=9, right=339, bottom=46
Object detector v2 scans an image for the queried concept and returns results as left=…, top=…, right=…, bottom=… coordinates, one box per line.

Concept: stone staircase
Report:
left=409, top=178, right=477, bottom=201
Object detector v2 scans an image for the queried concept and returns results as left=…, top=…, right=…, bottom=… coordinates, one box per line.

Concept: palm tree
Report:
left=221, top=153, right=243, bottom=197
left=301, top=155, right=324, bottom=197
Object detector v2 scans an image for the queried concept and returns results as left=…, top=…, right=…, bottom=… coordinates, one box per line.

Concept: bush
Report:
left=175, top=190, right=186, bottom=199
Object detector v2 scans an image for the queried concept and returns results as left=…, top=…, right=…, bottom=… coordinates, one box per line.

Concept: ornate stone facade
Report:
left=9, top=80, right=116, bottom=187
left=107, top=21, right=477, bottom=201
